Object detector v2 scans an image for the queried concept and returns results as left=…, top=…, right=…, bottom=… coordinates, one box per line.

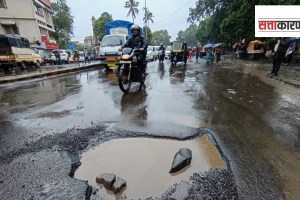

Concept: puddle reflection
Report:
left=120, top=90, right=148, bottom=126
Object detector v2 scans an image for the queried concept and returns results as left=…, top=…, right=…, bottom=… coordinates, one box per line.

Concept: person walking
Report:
left=54, top=51, right=60, bottom=65
left=206, top=49, right=212, bottom=65
left=188, top=49, right=193, bottom=62
left=67, top=51, right=71, bottom=63
left=84, top=48, right=90, bottom=65
left=215, top=46, right=222, bottom=65
left=210, top=48, right=215, bottom=64
left=268, top=37, right=290, bottom=77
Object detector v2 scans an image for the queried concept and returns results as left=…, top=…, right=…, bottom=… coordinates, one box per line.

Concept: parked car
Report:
left=51, top=49, right=73, bottom=64
left=146, top=46, right=158, bottom=61
left=42, top=54, right=55, bottom=65
left=36, top=49, right=54, bottom=65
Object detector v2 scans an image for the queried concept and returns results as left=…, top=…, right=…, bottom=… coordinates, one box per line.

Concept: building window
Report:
left=2, top=24, right=19, bottom=34
left=35, top=5, right=44, bottom=17
left=0, top=0, right=7, bottom=8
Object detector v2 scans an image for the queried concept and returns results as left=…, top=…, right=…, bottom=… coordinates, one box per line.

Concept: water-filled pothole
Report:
left=75, top=135, right=226, bottom=199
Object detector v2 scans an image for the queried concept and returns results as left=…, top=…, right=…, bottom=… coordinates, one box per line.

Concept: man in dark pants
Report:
left=119, top=24, right=148, bottom=72
left=269, top=37, right=290, bottom=77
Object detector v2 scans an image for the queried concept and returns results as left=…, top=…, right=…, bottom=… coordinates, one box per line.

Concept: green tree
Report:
left=151, top=30, right=171, bottom=45
left=188, top=0, right=300, bottom=47
left=195, top=19, right=210, bottom=45
left=177, top=30, right=185, bottom=41
left=94, top=12, right=113, bottom=41
left=51, top=0, right=73, bottom=49
left=74, top=43, right=85, bottom=51
left=125, top=0, right=139, bottom=23
left=143, top=7, right=154, bottom=27
left=176, top=24, right=198, bottom=46
left=188, top=0, right=231, bottom=23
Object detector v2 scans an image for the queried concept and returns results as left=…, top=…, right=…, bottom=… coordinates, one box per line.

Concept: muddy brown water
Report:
left=75, top=135, right=226, bottom=199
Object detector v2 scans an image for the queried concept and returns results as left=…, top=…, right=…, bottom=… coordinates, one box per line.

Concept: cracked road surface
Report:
left=0, top=58, right=299, bottom=199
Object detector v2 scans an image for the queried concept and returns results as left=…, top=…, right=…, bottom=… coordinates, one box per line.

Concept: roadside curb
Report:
left=0, top=63, right=101, bottom=84
left=222, top=58, right=300, bottom=89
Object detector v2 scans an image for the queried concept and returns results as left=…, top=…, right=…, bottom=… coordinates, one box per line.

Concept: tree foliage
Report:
left=143, top=7, right=154, bottom=27
left=176, top=24, right=198, bottom=46
left=151, top=30, right=171, bottom=45
left=185, top=0, right=300, bottom=47
left=51, top=0, right=73, bottom=49
left=94, top=12, right=113, bottom=41
left=188, top=0, right=232, bottom=23
left=125, top=0, right=139, bottom=23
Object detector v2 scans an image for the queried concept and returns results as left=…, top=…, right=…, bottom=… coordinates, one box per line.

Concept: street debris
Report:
left=169, top=148, right=192, bottom=173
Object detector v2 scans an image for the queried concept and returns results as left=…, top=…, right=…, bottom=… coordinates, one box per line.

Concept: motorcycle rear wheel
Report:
left=119, top=69, right=131, bottom=93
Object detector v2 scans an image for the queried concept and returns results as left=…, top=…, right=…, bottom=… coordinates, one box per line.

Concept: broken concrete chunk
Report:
left=111, top=177, right=127, bottom=194
left=95, top=173, right=116, bottom=189
left=169, top=148, right=192, bottom=173
left=162, top=180, right=193, bottom=200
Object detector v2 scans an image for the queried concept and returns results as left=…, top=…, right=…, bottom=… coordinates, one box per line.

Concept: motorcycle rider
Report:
left=119, top=24, right=148, bottom=72
left=158, top=43, right=165, bottom=62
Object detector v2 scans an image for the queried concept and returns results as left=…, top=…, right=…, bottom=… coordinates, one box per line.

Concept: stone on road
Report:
left=95, top=173, right=116, bottom=190
left=169, top=148, right=192, bottom=173
left=111, top=177, right=127, bottom=194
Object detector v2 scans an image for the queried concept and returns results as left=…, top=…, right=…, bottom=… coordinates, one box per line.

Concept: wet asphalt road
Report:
left=0, top=58, right=299, bottom=199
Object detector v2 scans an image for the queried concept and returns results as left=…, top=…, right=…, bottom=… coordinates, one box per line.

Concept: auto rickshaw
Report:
left=247, top=40, right=265, bottom=60
left=170, top=41, right=188, bottom=66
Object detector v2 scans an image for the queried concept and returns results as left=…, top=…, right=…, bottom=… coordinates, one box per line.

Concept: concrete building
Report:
left=84, top=36, right=93, bottom=47
left=0, top=0, right=58, bottom=56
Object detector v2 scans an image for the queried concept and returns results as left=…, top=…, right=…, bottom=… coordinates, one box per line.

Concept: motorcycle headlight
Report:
left=122, top=54, right=130, bottom=60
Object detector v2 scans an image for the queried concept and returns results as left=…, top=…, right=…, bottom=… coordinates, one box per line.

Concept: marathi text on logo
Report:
left=258, top=20, right=300, bottom=31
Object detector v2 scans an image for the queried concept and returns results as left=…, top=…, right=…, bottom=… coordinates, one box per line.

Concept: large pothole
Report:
left=75, top=135, right=226, bottom=199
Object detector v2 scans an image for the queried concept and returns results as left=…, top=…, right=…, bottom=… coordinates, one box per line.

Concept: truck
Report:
left=99, top=20, right=133, bottom=70
left=0, top=34, right=43, bottom=71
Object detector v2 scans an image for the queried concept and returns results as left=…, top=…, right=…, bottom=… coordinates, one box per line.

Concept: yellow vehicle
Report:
left=0, top=34, right=43, bottom=71
left=170, top=40, right=188, bottom=66
left=247, top=40, right=265, bottom=60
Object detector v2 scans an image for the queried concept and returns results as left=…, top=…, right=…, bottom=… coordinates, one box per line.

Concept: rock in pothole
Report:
left=111, top=177, right=127, bottom=194
left=96, top=173, right=116, bottom=189
left=169, top=148, right=192, bottom=173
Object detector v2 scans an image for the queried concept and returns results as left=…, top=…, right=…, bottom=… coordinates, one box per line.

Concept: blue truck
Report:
left=99, top=20, right=133, bottom=69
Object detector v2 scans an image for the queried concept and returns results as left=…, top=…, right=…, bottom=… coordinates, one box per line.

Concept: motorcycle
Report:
left=118, top=48, right=146, bottom=93
left=158, top=50, right=165, bottom=63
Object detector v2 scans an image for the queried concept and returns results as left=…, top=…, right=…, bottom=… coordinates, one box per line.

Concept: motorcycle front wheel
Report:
left=119, top=68, right=131, bottom=93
